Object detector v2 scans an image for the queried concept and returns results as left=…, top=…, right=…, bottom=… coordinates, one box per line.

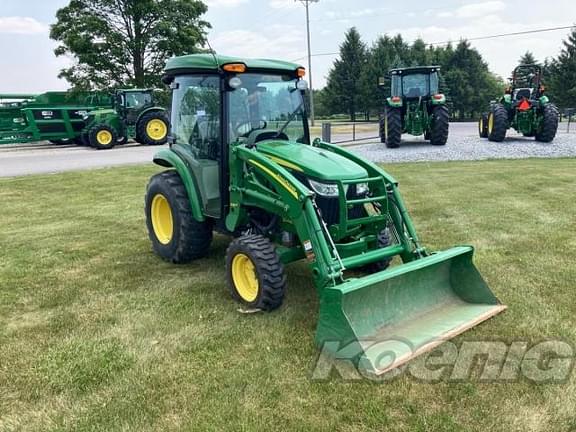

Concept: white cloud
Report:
left=455, top=1, right=506, bottom=18
left=211, top=25, right=304, bottom=63
left=0, top=16, right=47, bottom=34
left=205, top=0, right=248, bottom=8
left=269, top=0, right=300, bottom=9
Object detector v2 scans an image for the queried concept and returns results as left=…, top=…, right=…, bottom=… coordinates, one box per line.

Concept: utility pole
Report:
left=299, top=0, right=318, bottom=126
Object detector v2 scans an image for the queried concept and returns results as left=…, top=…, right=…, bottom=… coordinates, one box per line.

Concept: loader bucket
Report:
left=315, top=246, right=506, bottom=376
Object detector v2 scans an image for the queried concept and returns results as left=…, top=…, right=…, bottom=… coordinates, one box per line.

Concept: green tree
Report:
left=519, top=51, right=538, bottom=65
left=50, top=0, right=210, bottom=89
left=358, top=35, right=397, bottom=118
left=443, top=40, right=499, bottom=119
left=324, top=27, right=367, bottom=121
left=548, top=27, right=576, bottom=109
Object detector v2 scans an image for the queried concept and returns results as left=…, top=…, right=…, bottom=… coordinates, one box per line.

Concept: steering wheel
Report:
left=235, top=120, right=267, bottom=138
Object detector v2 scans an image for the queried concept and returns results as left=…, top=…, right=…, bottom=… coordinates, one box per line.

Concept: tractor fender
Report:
left=136, top=106, right=167, bottom=124
left=539, top=95, right=550, bottom=106
left=503, top=94, right=512, bottom=105
left=431, top=94, right=446, bottom=105
left=152, top=148, right=205, bottom=222
left=386, top=97, right=403, bottom=108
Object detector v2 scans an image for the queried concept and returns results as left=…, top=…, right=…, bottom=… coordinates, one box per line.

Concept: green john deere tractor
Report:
left=379, top=66, right=449, bottom=148
left=479, top=65, right=558, bottom=142
left=83, top=89, right=169, bottom=150
left=145, top=54, right=505, bottom=375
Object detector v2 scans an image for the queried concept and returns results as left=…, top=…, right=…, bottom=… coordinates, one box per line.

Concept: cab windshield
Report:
left=228, top=73, right=307, bottom=143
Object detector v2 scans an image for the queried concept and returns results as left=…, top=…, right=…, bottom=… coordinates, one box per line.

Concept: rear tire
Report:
left=89, top=125, right=117, bottom=150
left=430, top=105, right=449, bottom=146
left=384, top=107, right=402, bottom=148
left=535, top=104, right=559, bottom=143
left=145, top=171, right=212, bottom=263
left=379, top=113, right=386, bottom=143
left=487, top=104, right=508, bottom=142
left=478, top=113, right=489, bottom=138
left=137, top=111, right=169, bottom=146
left=226, top=234, right=286, bottom=311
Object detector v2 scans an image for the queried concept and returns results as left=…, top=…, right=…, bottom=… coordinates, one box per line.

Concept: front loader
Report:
left=145, top=54, right=505, bottom=375
left=379, top=66, right=449, bottom=148
left=479, top=64, right=558, bottom=142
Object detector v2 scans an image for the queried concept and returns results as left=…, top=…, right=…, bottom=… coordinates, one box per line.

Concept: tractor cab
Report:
left=390, top=66, right=440, bottom=100
left=115, top=89, right=154, bottom=124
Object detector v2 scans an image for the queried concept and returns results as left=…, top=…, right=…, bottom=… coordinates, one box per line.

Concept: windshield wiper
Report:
left=274, top=101, right=304, bottom=139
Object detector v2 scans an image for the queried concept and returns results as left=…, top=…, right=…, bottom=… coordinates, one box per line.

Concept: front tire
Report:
left=488, top=104, right=508, bottom=142
left=430, top=105, right=449, bottom=146
left=226, top=235, right=286, bottom=311
left=145, top=171, right=212, bottom=263
left=535, top=104, right=559, bottom=143
left=137, top=111, right=169, bottom=146
left=384, top=107, right=402, bottom=148
left=89, top=125, right=117, bottom=150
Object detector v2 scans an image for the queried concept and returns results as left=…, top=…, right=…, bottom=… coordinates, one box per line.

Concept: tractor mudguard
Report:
left=431, top=94, right=446, bottom=105
left=136, top=106, right=167, bottom=124
left=386, top=97, right=403, bottom=108
left=539, top=95, right=550, bottom=106
left=153, top=148, right=205, bottom=222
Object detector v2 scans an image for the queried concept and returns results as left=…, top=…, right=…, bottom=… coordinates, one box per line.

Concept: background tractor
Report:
left=479, top=65, right=558, bottom=142
left=82, top=89, right=169, bottom=150
left=379, top=66, right=449, bottom=148
left=144, top=54, right=505, bottom=375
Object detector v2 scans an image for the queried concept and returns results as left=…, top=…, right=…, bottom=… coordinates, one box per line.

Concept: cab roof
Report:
left=165, top=54, right=302, bottom=74
left=389, top=66, right=441, bottom=75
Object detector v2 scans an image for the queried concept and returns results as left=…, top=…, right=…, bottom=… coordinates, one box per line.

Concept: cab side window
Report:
left=171, top=75, right=220, bottom=160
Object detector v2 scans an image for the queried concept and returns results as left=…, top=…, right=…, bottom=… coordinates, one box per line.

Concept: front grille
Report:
left=316, top=184, right=367, bottom=227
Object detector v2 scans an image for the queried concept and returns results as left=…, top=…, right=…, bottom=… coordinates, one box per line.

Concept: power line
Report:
left=290, top=25, right=575, bottom=62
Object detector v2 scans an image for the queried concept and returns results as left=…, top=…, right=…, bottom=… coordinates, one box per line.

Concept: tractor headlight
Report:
left=308, top=179, right=339, bottom=197
left=356, top=182, right=369, bottom=195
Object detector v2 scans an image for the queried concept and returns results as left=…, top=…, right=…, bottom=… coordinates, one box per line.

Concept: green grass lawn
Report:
left=1, top=158, right=575, bottom=431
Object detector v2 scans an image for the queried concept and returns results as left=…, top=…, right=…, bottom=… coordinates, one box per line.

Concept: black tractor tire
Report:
left=89, top=125, right=117, bottom=150
left=226, top=234, right=286, bottom=311
left=136, top=111, right=169, bottom=146
left=478, top=113, right=489, bottom=138
left=366, top=228, right=393, bottom=273
left=384, top=107, right=402, bottom=148
left=535, top=104, right=559, bottom=143
left=49, top=139, right=72, bottom=145
left=117, top=136, right=129, bottom=145
left=145, top=171, right=212, bottom=263
left=424, top=130, right=431, bottom=141
left=487, top=104, right=508, bottom=142
left=430, top=105, right=449, bottom=146
left=378, top=114, right=386, bottom=143
left=78, top=131, right=90, bottom=146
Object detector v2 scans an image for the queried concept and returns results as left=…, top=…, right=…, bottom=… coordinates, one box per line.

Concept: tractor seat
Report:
left=405, top=88, right=422, bottom=98
left=514, top=88, right=532, bottom=101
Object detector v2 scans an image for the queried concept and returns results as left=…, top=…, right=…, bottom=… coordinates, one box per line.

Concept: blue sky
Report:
left=0, top=0, right=573, bottom=92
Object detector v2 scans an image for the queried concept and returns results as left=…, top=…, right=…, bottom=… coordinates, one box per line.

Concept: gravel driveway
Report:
left=346, top=122, right=576, bottom=163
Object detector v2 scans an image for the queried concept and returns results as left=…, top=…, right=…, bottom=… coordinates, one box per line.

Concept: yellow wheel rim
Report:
left=146, top=119, right=167, bottom=140
left=96, top=130, right=113, bottom=145
left=151, top=194, right=173, bottom=245
left=232, top=253, right=259, bottom=302
left=479, top=117, right=483, bottom=134
left=488, top=113, right=494, bottom=134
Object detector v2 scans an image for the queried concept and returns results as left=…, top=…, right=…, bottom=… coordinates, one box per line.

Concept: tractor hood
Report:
left=256, top=140, right=368, bottom=181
